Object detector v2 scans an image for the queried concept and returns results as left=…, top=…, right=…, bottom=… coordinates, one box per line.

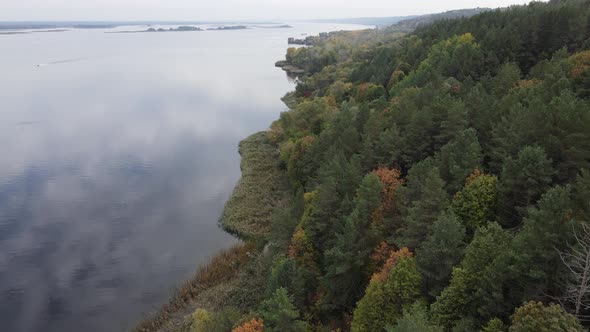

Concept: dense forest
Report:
left=136, top=1, right=590, bottom=331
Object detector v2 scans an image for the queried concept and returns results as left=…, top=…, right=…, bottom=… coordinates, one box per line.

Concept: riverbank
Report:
left=219, top=131, right=291, bottom=240
left=133, top=131, right=291, bottom=331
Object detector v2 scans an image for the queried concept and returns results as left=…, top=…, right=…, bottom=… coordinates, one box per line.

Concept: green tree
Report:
left=191, top=307, right=242, bottom=332
left=490, top=62, right=522, bottom=98
left=303, top=151, right=362, bottom=254
left=258, top=288, right=306, bottom=332
left=498, top=146, right=555, bottom=227
left=451, top=171, right=498, bottom=235
left=386, top=302, right=443, bottom=332
left=322, top=173, right=383, bottom=312
left=397, top=158, right=449, bottom=250
left=396, top=33, right=484, bottom=91
left=481, top=318, right=507, bottom=332
left=374, top=125, right=403, bottom=167
left=416, top=210, right=466, bottom=299
left=508, top=301, right=584, bottom=332
left=431, top=223, right=511, bottom=330
left=510, top=185, right=577, bottom=300
left=352, top=255, right=422, bottom=332
left=191, top=309, right=212, bottom=332
left=266, top=256, right=307, bottom=311
left=437, top=128, right=483, bottom=194
left=269, top=189, right=303, bottom=251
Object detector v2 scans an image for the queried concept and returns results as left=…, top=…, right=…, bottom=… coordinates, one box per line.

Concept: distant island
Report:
left=207, top=25, right=248, bottom=31
left=108, top=25, right=255, bottom=34
left=208, top=24, right=292, bottom=30
left=254, top=24, right=293, bottom=29
left=107, top=26, right=202, bottom=33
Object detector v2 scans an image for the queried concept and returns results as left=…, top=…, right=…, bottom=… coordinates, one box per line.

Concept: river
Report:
left=0, top=22, right=369, bottom=331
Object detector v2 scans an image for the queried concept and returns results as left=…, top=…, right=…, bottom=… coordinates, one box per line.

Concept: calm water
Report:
left=0, top=23, right=369, bottom=332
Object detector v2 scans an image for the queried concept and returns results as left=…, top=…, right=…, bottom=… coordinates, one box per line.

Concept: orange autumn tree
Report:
left=371, top=247, right=413, bottom=283
left=351, top=248, right=421, bottom=332
left=371, top=167, right=403, bottom=224
left=369, top=242, right=394, bottom=273
left=232, top=318, right=263, bottom=332
left=568, top=50, right=590, bottom=79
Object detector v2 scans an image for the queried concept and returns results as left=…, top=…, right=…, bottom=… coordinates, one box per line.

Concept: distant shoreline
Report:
left=0, top=29, right=69, bottom=35
left=0, top=21, right=289, bottom=31
left=107, top=25, right=292, bottom=34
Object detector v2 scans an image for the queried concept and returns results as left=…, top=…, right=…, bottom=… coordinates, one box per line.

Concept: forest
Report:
left=136, top=1, right=590, bottom=331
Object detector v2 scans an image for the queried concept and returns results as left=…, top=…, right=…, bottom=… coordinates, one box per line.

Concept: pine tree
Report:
left=386, top=302, right=443, bottom=332
left=510, top=185, right=576, bottom=299
left=397, top=158, right=449, bottom=250
left=322, top=174, right=383, bottom=312
left=258, top=288, right=306, bottom=332
left=352, top=253, right=422, bottom=332
left=431, top=223, right=511, bottom=329
left=437, top=128, right=483, bottom=194
left=498, top=146, right=555, bottom=227
left=416, top=210, right=466, bottom=299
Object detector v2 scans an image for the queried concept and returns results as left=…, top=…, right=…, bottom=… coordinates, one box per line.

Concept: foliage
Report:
left=141, top=1, right=590, bottom=331
left=191, top=309, right=212, bottom=332
left=258, top=288, right=307, bottom=332
left=191, top=308, right=242, bottom=332
left=510, top=185, right=577, bottom=299
left=396, top=158, right=449, bottom=250
left=508, top=301, right=585, bottom=332
left=497, top=145, right=555, bottom=226
left=321, top=173, right=383, bottom=313
left=232, top=318, right=264, bottom=332
left=261, top=2, right=590, bottom=328
left=431, top=223, right=511, bottom=329
left=385, top=302, right=443, bottom=332
left=481, top=318, right=507, bottom=332
left=416, top=210, right=466, bottom=298
left=437, top=128, right=482, bottom=194
left=351, top=252, right=422, bottom=332
left=451, top=170, right=498, bottom=235
left=371, top=167, right=404, bottom=224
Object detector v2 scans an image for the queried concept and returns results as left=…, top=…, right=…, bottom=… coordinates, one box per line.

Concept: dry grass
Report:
left=219, top=131, right=291, bottom=240
left=132, top=243, right=255, bottom=332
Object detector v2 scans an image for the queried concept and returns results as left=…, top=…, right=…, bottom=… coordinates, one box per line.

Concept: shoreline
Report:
left=133, top=131, right=292, bottom=331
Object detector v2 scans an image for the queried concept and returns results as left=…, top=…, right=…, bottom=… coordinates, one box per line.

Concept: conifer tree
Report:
left=352, top=251, right=421, bottom=332
left=416, top=210, right=466, bottom=299
left=498, top=146, right=555, bottom=226
left=437, top=128, right=483, bottom=194
left=258, top=288, right=306, bottom=332
left=322, top=174, right=383, bottom=312
left=397, top=159, right=449, bottom=250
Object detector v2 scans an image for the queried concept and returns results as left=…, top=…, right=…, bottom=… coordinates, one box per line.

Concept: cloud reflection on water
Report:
left=0, top=23, right=368, bottom=332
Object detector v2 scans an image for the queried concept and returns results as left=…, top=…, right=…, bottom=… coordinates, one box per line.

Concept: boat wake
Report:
left=36, top=58, right=84, bottom=67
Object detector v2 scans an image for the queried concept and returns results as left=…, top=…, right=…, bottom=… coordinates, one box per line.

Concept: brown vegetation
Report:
left=132, top=243, right=254, bottom=332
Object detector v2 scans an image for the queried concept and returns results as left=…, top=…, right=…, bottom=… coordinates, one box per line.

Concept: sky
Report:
left=1, top=0, right=539, bottom=21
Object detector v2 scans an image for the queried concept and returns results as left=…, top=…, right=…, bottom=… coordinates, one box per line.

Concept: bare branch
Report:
left=556, top=223, right=590, bottom=320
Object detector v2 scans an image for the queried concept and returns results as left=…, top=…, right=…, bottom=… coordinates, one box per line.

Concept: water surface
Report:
left=0, top=22, right=369, bottom=331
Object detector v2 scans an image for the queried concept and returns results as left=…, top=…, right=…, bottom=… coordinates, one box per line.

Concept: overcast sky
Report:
left=1, top=0, right=538, bottom=21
